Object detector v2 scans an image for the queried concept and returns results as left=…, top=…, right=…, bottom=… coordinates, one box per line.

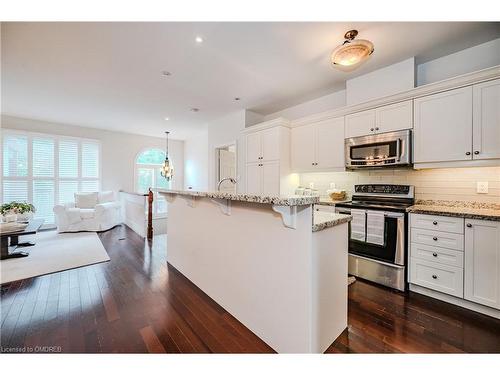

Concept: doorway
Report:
left=215, top=144, right=237, bottom=193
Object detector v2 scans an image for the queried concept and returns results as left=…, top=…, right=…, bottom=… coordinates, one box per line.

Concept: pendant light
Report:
left=331, top=30, right=374, bottom=72
left=160, top=131, right=173, bottom=180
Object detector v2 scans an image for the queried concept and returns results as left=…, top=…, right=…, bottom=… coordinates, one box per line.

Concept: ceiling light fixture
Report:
left=331, top=30, right=374, bottom=72
left=195, top=36, right=203, bottom=43
left=161, top=70, right=172, bottom=76
left=190, top=107, right=200, bottom=112
left=164, top=117, right=169, bottom=121
left=234, top=97, right=241, bottom=101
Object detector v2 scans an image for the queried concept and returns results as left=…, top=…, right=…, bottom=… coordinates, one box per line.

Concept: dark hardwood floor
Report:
left=1, top=225, right=499, bottom=353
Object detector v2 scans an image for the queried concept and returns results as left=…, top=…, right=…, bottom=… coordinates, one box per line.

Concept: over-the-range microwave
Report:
left=345, top=129, right=412, bottom=169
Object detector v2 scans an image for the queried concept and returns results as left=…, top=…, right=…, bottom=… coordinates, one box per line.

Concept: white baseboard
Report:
left=410, top=283, right=500, bottom=319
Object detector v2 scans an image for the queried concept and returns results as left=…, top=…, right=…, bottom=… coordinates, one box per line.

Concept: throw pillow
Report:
left=74, top=192, right=98, bottom=209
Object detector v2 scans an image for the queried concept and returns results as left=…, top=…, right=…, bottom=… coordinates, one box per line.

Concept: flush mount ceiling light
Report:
left=164, top=117, right=169, bottom=121
left=331, top=30, right=374, bottom=72
left=190, top=107, right=200, bottom=112
left=195, top=36, right=203, bottom=43
left=161, top=70, right=172, bottom=76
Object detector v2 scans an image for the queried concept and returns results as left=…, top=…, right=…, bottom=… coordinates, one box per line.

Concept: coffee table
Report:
left=0, top=218, right=44, bottom=260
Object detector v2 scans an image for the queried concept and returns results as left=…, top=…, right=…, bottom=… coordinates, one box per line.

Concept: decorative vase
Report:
left=4, top=214, right=17, bottom=223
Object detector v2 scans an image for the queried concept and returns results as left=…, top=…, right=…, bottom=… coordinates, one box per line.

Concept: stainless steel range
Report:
left=335, top=184, right=415, bottom=291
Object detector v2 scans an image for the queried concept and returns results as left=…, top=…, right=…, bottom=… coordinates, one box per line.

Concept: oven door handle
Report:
left=396, top=138, right=402, bottom=162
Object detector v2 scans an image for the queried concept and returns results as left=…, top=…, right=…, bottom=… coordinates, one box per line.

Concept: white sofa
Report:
left=53, top=191, right=122, bottom=233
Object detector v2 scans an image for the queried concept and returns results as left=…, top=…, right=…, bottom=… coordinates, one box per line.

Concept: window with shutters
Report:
left=1, top=130, right=101, bottom=224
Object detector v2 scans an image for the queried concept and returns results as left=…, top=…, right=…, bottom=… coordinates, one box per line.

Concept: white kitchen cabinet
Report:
left=261, top=127, right=280, bottom=161
left=245, top=161, right=280, bottom=196
left=246, top=132, right=262, bottom=164
left=464, top=219, right=500, bottom=310
left=345, top=100, right=412, bottom=138
left=245, top=163, right=262, bottom=195
left=375, top=100, right=413, bottom=134
left=291, top=123, right=315, bottom=170
left=414, top=86, right=473, bottom=163
left=472, top=78, right=500, bottom=160
left=291, top=117, right=344, bottom=172
left=245, top=127, right=280, bottom=163
left=316, top=117, right=344, bottom=169
left=262, top=161, right=280, bottom=196
left=345, top=109, right=376, bottom=138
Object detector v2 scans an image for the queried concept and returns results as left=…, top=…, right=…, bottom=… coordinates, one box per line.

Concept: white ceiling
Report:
left=2, top=22, right=499, bottom=139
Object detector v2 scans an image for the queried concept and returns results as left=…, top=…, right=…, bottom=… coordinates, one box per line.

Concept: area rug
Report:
left=0, top=230, right=110, bottom=284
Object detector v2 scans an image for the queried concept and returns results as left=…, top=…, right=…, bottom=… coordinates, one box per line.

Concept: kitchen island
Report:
left=157, top=189, right=351, bottom=353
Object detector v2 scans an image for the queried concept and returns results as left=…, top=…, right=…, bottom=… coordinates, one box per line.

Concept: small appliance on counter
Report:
left=335, top=184, right=415, bottom=291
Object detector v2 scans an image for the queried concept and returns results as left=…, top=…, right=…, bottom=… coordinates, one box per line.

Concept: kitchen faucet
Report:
left=217, top=177, right=237, bottom=191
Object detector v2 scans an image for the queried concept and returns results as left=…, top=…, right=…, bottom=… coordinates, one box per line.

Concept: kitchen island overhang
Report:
left=158, top=189, right=351, bottom=353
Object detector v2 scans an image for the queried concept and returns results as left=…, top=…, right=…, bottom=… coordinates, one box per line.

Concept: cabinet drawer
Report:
left=411, top=228, right=464, bottom=251
left=314, top=204, right=336, bottom=213
left=410, top=242, right=464, bottom=268
left=410, top=258, right=464, bottom=298
left=410, top=213, right=464, bottom=234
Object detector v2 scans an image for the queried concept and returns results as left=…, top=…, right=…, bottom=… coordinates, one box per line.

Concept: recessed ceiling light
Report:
left=234, top=97, right=241, bottom=101
left=190, top=107, right=200, bottom=112
left=164, top=117, right=170, bottom=121
left=161, top=71, right=172, bottom=76
left=195, top=36, right=203, bottom=43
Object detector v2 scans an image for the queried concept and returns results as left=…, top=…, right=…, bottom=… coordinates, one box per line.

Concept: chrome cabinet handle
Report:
left=433, top=221, right=438, bottom=225
left=474, top=151, right=480, bottom=155
left=432, top=275, right=438, bottom=279
left=466, top=223, right=472, bottom=228
left=432, top=252, right=438, bottom=257
left=433, top=237, right=438, bottom=241
left=466, top=151, right=471, bottom=155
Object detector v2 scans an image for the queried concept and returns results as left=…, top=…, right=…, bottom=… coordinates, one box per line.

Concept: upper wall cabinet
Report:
left=414, top=79, right=500, bottom=166
left=345, top=100, right=413, bottom=138
left=246, top=127, right=280, bottom=163
left=473, top=78, right=500, bottom=160
left=291, top=117, right=344, bottom=172
left=414, top=86, right=473, bottom=163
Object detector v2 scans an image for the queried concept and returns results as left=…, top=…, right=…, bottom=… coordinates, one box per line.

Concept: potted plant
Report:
left=0, top=202, right=36, bottom=222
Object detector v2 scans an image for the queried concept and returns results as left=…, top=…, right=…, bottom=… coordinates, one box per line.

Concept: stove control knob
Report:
left=432, top=253, right=438, bottom=257
left=433, top=221, right=438, bottom=225
left=432, top=275, right=438, bottom=279
left=433, top=237, right=438, bottom=241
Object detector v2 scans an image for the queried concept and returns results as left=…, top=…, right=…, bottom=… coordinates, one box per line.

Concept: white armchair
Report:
left=53, top=191, right=122, bottom=233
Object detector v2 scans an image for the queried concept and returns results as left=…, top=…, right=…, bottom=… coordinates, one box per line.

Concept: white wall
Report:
left=1, top=114, right=184, bottom=193
left=262, top=39, right=500, bottom=122
left=264, top=90, right=346, bottom=122
left=346, top=58, right=415, bottom=105
left=184, top=128, right=209, bottom=191
left=300, top=167, right=500, bottom=204
left=207, top=110, right=247, bottom=192
left=417, top=38, right=500, bottom=86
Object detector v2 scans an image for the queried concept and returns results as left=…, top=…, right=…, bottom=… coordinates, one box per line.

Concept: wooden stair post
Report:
left=147, top=189, right=154, bottom=239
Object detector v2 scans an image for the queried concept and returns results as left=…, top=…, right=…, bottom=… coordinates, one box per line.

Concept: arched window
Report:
left=135, top=148, right=171, bottom=214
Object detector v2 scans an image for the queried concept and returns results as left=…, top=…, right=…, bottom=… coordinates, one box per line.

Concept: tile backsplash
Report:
left=299, top=167, right=500, bottom=203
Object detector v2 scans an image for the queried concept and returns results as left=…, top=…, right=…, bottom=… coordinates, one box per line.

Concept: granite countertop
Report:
left=316, top=199, right=351, bottom=206
left=407, top=200, right=500, bottom=222
left=312, top=212, right=352, bottom=232
left=157, top=189, right=320, bottom=206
